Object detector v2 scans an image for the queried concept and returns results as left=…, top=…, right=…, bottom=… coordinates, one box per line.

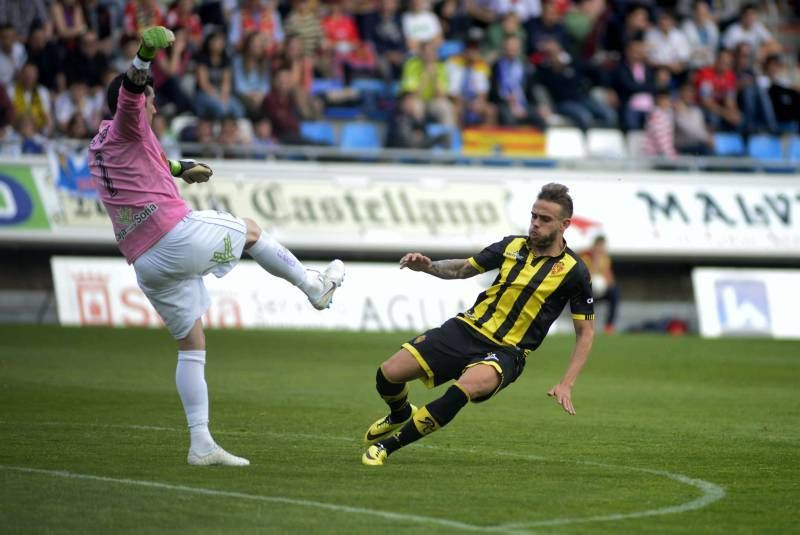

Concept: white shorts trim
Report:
left=133, top=210, right=247, bottom=339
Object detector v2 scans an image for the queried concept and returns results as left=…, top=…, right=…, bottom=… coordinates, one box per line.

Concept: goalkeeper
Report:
left=89, top=27, right=345, bottom=466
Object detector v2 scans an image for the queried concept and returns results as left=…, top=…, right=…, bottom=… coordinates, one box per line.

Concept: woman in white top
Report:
left=681, top=0, right=719, bottom=69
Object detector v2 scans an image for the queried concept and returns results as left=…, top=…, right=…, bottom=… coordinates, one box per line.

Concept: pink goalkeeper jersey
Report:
left=88, top=85, right=191, bottom=263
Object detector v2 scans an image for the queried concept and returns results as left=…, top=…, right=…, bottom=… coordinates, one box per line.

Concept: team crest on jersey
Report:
left=414, top=335, right=426, bottom=344
left=211, top=234, right=236, bottom=264
left=550, top=261, right=565, bottom=275
left=116, top=207, right=133, bottom=226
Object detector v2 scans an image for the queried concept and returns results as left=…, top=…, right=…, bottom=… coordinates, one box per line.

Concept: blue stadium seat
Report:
left=426, top=123, right=463, bottom=152
left=438, top=40, right=464, bottom=60
left=351, top=78, right=386, bottom=95
left=785, top=136, right=800, bottom=161
left=340, top=122, right=381, bottom=151
left=713, top=133, right=744, bottom=156
left=300, top=121, right=336, bottom=145
left=747, top=135, right=783, bottom=161
left=311, top=78, right=343, bottom=95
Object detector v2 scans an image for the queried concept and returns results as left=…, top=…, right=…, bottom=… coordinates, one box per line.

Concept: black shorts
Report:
left=401, top=317, right=527, bottom=402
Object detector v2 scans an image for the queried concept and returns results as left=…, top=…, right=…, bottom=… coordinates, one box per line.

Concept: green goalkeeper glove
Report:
left=138, top=26, right=175, bottom=61
left=169, top=159, right=213, bottom=184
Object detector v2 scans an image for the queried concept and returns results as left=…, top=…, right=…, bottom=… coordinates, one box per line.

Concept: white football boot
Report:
left=308, top=259, right=345, bottom=310
left=187, top=445, right=250, bottom=466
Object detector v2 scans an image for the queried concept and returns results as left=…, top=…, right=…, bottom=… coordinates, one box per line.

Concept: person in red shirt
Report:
left=694, top=49, right=741, bottom=130
left=123, top=0, right=164, bottom=37
left=165, top=0, right=203, bottom=51
left=321, top=0, right=378, bottom=82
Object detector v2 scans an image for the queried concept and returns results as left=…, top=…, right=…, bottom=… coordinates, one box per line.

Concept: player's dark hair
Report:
left=537, top=183, right=573, bottom=218
left=106, top=72, right=153, bottom=116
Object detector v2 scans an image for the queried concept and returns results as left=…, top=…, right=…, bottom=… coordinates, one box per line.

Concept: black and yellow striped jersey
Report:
left=457, top=235, right=595, bottom=351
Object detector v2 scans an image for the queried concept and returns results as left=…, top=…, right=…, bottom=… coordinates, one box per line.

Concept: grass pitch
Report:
left=1, top=325, right=798, bottom=534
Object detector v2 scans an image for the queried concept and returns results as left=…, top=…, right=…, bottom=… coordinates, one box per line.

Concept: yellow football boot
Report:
left=361, top=444, right=389, bottom=466
left=363, top=404, right=418, bottom=445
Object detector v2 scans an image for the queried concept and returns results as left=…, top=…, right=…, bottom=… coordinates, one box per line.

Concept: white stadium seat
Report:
left=545, top=127, right=587, bottom=159
left=587, top=128, right=627, bottom=158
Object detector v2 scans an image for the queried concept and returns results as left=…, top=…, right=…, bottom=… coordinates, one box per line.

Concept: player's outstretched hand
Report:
left=400, top=252, right=432, bottom=272
left=176, top=160, right=213, bottom=184
left=547, top=383, right=576, bottom=415
left=139, top=26, right=175, bottom=61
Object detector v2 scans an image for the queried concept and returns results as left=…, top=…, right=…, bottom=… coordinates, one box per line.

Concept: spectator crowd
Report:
left=0, top=0, right=799, bottom=157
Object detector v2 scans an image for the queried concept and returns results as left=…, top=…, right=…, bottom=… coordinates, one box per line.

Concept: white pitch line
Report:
left=496, top=456, right=726, bottom=528
left=1, top=421, right=725, bottom=529
left=0, top=464, right=531, bottom=535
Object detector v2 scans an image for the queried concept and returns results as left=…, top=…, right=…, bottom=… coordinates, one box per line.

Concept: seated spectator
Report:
left=179, top=116, right=216, bottom=158
left=526, top=0, right=569, bottom=57
left=252, top=115, right=279, bottom=149
left=10, top=62, right=52, bottom=135
left=51, top=0, right=87, bottom=54
left=645, top=9, right=690, bottom=83
left=66, top=31, right=109, bottom=92
left=322, top=0, right=379, bottom=83
left=763, top=54, right=800, bottom=133
left=490, top=34, right=546, bottom=129
left=485, top=12, right=526, bottom=65
left=111, top=34, right=140, bottom=75
left=54, top=81, right=103, bottom=133
left=194, top=29, right=245, bottom=119
left=218, top=116, right=244, bottom=157
left=681, top=0, right=719, bottom=69
left=385, top=90, right=449, bottom=148
left=694, top=48, right=741, bottom=131
left=561, top=0, right=605, bottom=61
left=12, top=113, right=47, bottom=153
left=359, top=0, right=407, bottom=81
left=464, top=0, right=497, bottom=29
left=446, top=28, right=496, bottom=126
left=733, top=42, right=778, bottom=134
left=262, top=67, right=322, bottom=145
left=674, top=83, right=714, bottom=155
left=603, top=3, right=650, bottom=58
left=82, top=0, right=118, bottom=56
left=65, top=112, right=91, bottom=139
left=123, top=0, right=164, bottom=37
left=152, top=26, right=193, bottom=116
left=0, top=0, right=52, bottom=39
left=228, top=0, right=283, bottom=54
left=0, top=23, right=26, bottom=88
left=612, top=39, right=655, bottom=131
left=490, top=0, right=542, bottom=26
left=435, top=0, right=473, bottom=42
left=400, top=40, right=456, bottom=126
left=536, top=38, right=614, bottom=131
left=722, top=3, right=781, bottom=60
left=283, top=0, right=327, bottom=74
left=402, top=0, right=443, bottom=55
left=270, top=33, right=321, bottom=120
left=166, top=0, right=204, bottom=52
left=234, top=32, right=271, bottom=119
left=642, top=89, right=675, bottom=158
left=25, top=23, right=64, bottom=92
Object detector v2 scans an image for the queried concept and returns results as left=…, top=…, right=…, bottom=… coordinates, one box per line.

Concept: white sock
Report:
left=246, top=232, right=322, bottom=296
left=176, top=350, right=215, bottom=454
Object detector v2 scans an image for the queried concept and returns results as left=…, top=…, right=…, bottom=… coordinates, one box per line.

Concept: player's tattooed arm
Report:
left=126, top=65, right=150, bottom=87
left=400, top=253, right=478, bottom=279
left=428, top=259, right=479, bottom=279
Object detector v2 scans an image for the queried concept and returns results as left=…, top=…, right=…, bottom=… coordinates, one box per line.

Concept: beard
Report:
left=530, top=229, right=558, bottom=249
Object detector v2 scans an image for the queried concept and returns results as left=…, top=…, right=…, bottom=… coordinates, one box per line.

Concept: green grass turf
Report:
left=0, top=325, right=798, bottom=534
